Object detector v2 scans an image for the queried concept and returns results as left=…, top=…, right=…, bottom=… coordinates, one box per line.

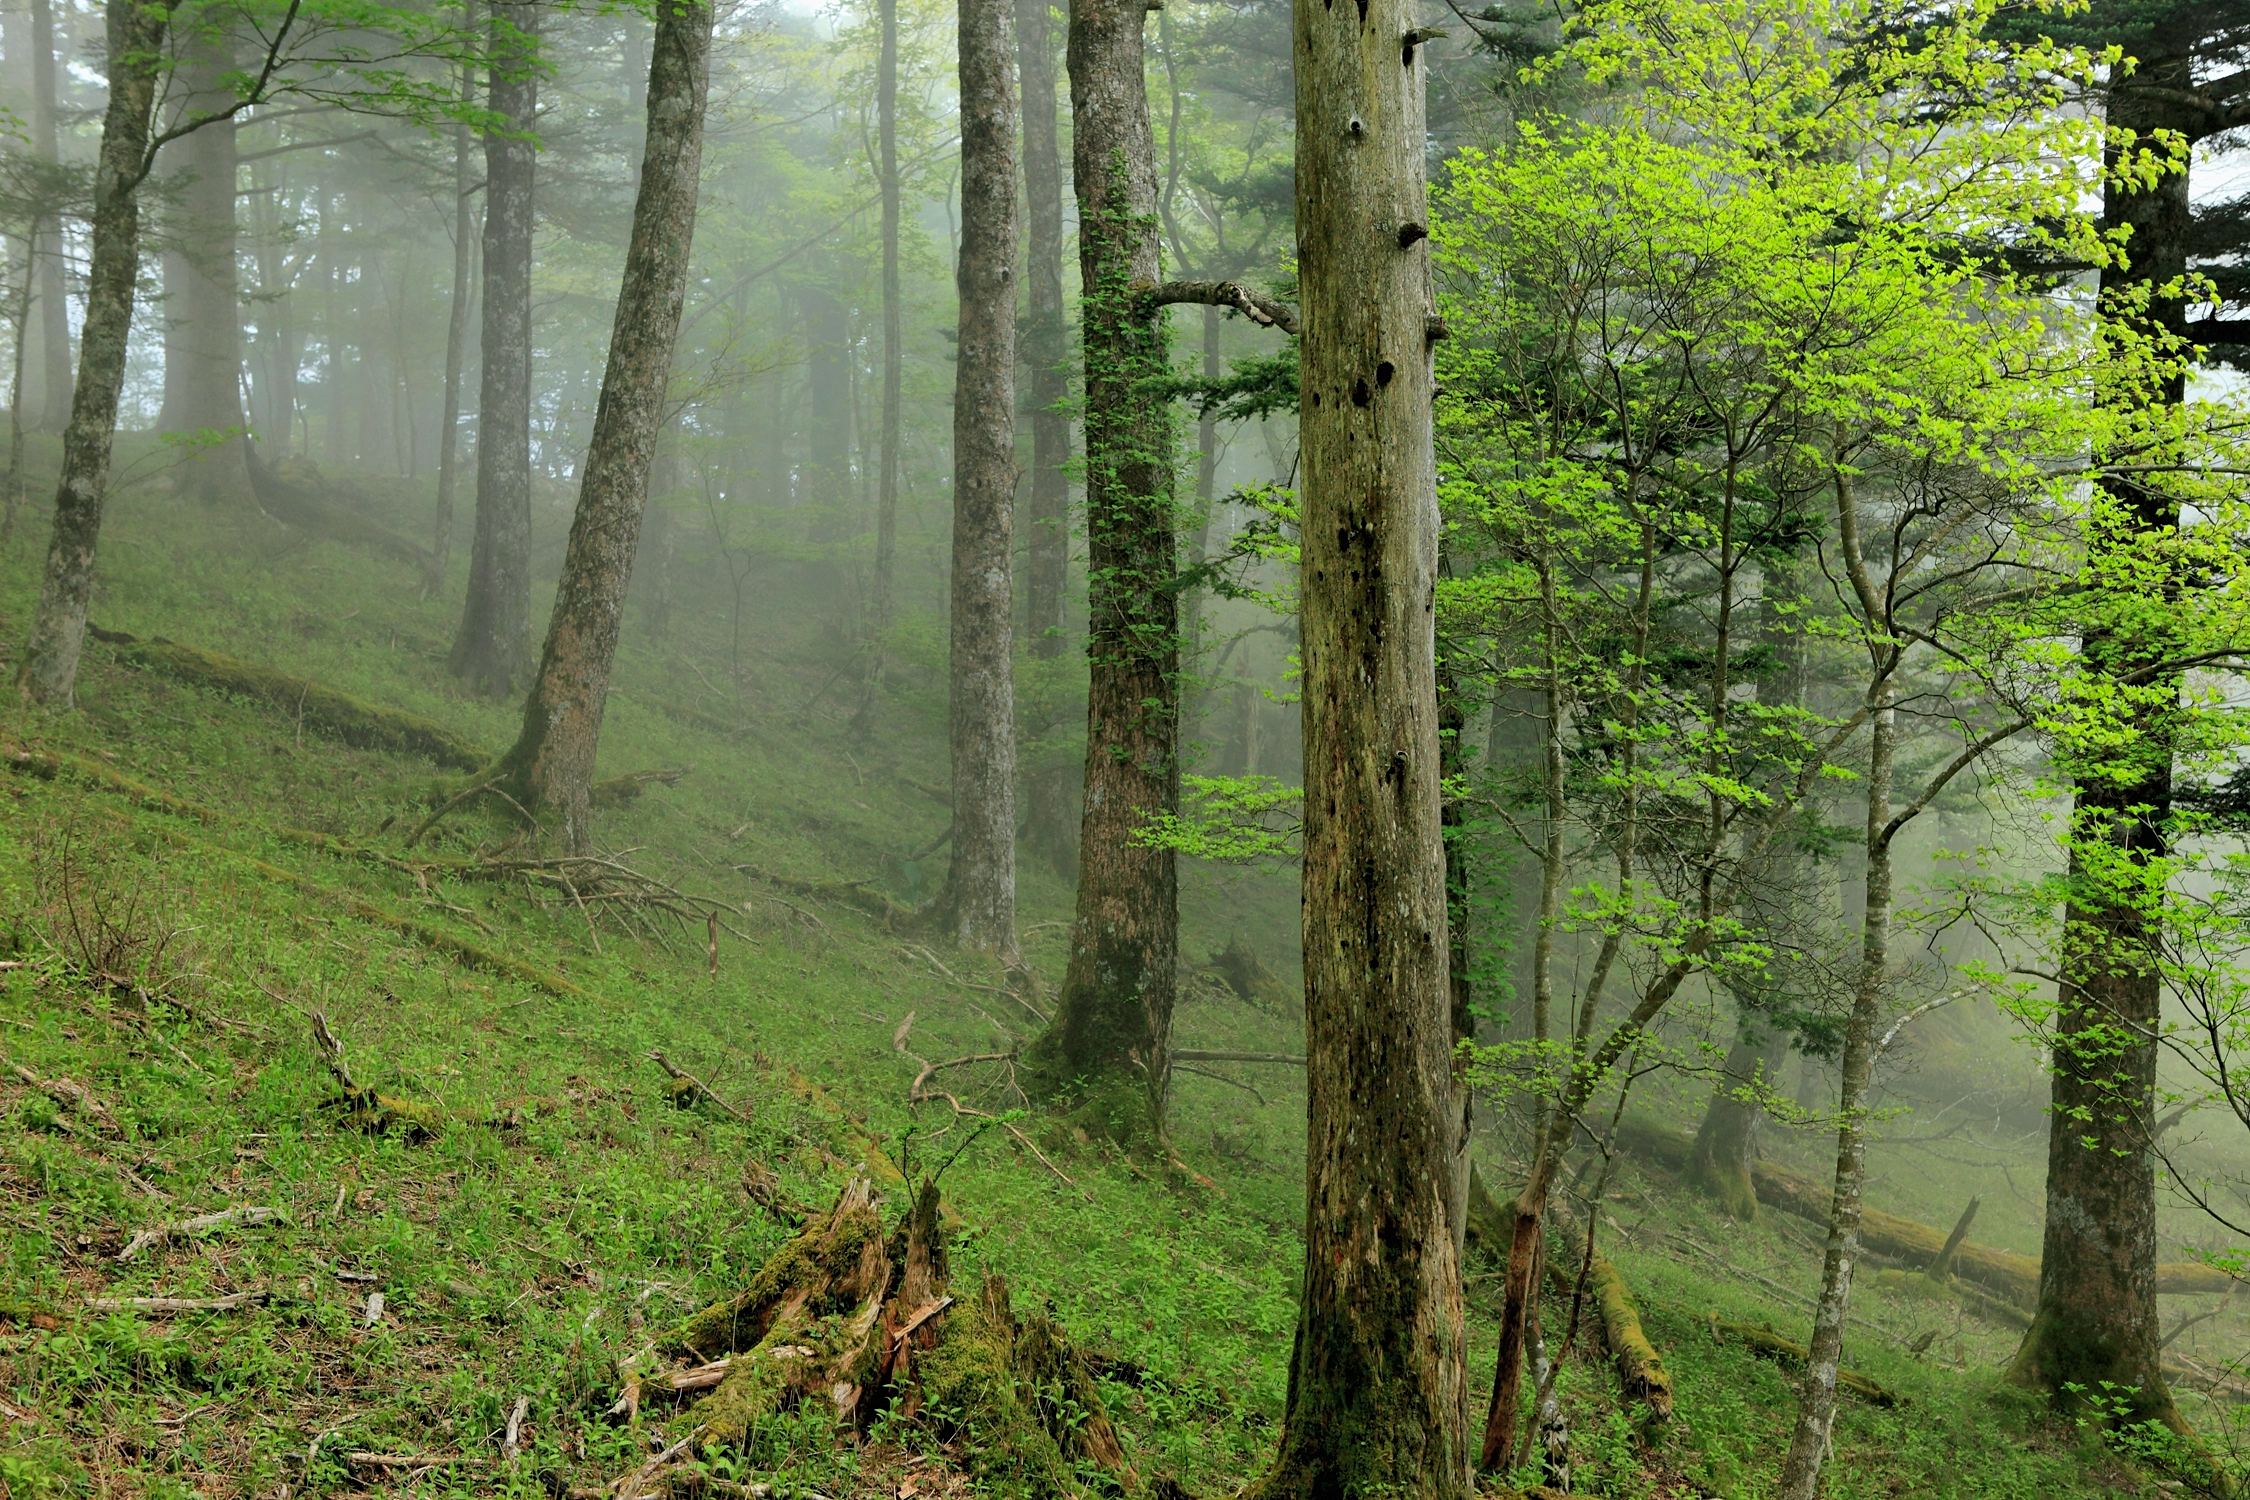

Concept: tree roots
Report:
left=617, top=1178, right=1133, bottom=1495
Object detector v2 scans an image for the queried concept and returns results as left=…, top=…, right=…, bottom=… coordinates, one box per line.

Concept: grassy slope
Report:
left=0, top=460, right=2179, bottom=1499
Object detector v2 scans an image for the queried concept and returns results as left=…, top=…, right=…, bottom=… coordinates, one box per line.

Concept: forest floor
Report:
left=0, top=452, right=2223, bottom=1498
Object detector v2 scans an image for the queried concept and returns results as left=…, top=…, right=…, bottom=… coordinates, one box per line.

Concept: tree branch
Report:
left=1139, top=279, right=1299, bottom=335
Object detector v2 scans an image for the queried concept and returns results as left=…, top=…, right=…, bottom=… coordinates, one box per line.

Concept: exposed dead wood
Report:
left=8, top=1062, right=121, bottom=1133
left=591, top=766, right=692, bottom=807
left=1548, top=1202, right=1671, bottom=1422
left=651, top=1050, right=750, bottom=1121
left=116, top=1204, right=287, bottom=1262
left=310, top=1011, right=451, bottom=1137
left=1172, top=1049, right=1307, bottom=1067
left=88, top=1289, right=272, bottom=1313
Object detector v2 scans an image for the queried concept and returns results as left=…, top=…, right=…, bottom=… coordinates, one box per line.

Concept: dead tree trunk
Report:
left=17, top=0, right=175, bottom=708
left=1249, top=0, right=1469, bottom=1494
left=433, top=6, right=480, bottom=587
left=1018, top=0, right=1077, bottom=875
left=451, top=0, right=540, bottom=699
left=497, top=0, right=712, bottom=851
left=1021, top=0, right=1179, bottom=1140
left=872, top=0, right=903, bottom=634
left=938, top=0, right=1020, bottom=955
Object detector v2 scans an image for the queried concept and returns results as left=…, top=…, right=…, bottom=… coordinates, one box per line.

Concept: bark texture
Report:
left=451, top=0, right=540, bottom=699
left=1023, top=0, right=1178, bottom=1139
left=155, top=26, right=249, bottom=503
left=1250, top=0, right=1469, bottom=1490
left=1688, top=1016, right=1785, bottom=1221
left=501, top=0, right=712, bottom=852
left=2009, top=46, right=2191, bottom=1435
left=17, top=0, right=175, bottom=708
left=940, top=0, right=1020, bottom=955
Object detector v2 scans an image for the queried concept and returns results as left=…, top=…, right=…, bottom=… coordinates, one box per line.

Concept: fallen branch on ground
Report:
left=310, top=1011, right=451, bottom=1137
left=652, top=1051, right=750, bottom=1122
left=88, top=1289, right=273, bottom=1314
left=117, top=1205, right=287, bottom=1262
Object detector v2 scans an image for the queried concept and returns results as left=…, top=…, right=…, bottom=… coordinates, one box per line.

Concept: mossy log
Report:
left=632, top=1178, right=1131, bottom=1494
left=309, top=1011, right=453, bottom=1138
left=89, top=626, right=490, bottom=770
left=1706, top=1314, right=1898, bottom=1406
left=1547, top=1204, right=1672, bottom=1423
left=1617, top=1119, right=2232, bottom=1306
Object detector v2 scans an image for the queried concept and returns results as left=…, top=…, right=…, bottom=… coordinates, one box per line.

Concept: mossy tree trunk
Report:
left=498, top=0, right=712, bottom=852
left=1250, top=0, right=1469, bottom=1492
left=1025, top=0, right=1178, bottom=1138
left=17, top=0, right=175, bottom=709
left=2009, top=47, right=2192, bottom=1438
left=451, top=0, right=540, bottom=699
left=1688, top=1011, right=1784, bottom=1222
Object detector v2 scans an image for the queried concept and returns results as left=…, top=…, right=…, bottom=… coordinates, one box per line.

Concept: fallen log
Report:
left=117, top=1205, right=287, bottom=1262
left=88, top=1289, right=272, bottom=1314
left=1706, top=1314, right=1899, bottom=1406
left=1618, top=1119, right=2235, bottom=1307
left=1547, top=1200, right=1673, bottom=1423
left=88, top=625, right=489, bottom=770
left=310, top=1011, right=451, bottom=1137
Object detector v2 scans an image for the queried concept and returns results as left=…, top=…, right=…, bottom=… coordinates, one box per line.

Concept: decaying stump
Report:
left=621, top=1177, right=1133, bottom=1491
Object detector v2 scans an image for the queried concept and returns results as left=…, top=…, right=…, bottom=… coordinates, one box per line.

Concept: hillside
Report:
left=0, top=458, right=2223, bottom=1499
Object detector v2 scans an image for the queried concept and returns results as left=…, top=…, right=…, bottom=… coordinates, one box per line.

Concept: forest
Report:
left=3, top=0, right=2250, bottom=1494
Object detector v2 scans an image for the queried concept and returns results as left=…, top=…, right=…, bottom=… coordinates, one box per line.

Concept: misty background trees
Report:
left=9, top=0, right=2250, bottom=1491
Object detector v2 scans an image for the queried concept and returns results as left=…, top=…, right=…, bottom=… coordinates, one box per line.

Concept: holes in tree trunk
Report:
left=1352, top=378, right=1371, bottom=407
left=1376, top=362, right=1395, bottom=387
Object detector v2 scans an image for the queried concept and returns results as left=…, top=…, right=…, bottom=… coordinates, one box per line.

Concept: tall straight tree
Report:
left=2004, top=0, right=2250, bottom=1428
left=452, top=0, right=540, bottom=698
left=432, top=0, right=481, bottom=587
left=872, top=0, right=903, bottom=634
left=938, top=0, right=1020, bottom=953
left=18, top=0, right=179, bottom=707
left=496, top=0, right=713, bottom=851
left=155, top=20, right=250, bottom=503
left=1249, top=0, right=1468, bottom=1488
left=1017, top=0, right=1076, bottom=871
left=1022, top=0, right=1179, bottom=1138
left=28, top=0, right=72, bottom=433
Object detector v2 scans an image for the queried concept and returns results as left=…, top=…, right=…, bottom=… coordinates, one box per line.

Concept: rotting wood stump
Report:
left=614, top=1176, right=1134, bottom=1494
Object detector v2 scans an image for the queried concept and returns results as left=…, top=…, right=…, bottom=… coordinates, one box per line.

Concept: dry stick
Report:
left=1667, top=1233, right=1914, bottom=1349
left=502, top=1395, right=529, bottom=1462
left=401, top=772, right=504, bottom=849
left=650, top=1050, right=750, bottom=1122
left=612, top=1426, right=700, bottom=1498
left=1172, top=1063, right=1267, bottom=1106
left=117, top=1204, right=287, bottom=1262
left=88, top=1289, right=271, bottom=1312
left=1172, top=1049, right=1306, bottom=1066
left=905, top=1053, right=1085, bottom=1196
left=706, top=910, right=719, bottom=981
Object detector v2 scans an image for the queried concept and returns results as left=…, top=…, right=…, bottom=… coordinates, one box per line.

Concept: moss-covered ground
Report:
left=0, top=446, right=2223, bottom=1497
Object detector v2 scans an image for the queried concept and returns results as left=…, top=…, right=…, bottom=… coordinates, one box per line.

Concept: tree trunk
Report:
left=29, top=0, right=73, bottom=434
left=1688, top=1014, right=1785, bottom=1222
left=1438, top=567, right=1474, bottom=1259
left=1020, top=0, right=1178, bottom=1142
left=1249, top=0, right=1468, bottom=1493
left=156, top=25, right=249, bottom=504
left=451, top=0, right=540, bottom=699
left=873, top=0, right=902, bottom=634
left=2009, top=49, right=2190, bottom=1436
left=1776, top=693, right=1892, bottom=1500
left=497, top=0, right=712, bottom=852
left=16, top=0, right=175, bottom=708
left=938, top=0, right=1020, bottom=955
left=4, top=216, right=35, bottom=541
left=1018, top=0, right=1078, bottom=874
left=433, top=14, right=479, bottom=587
